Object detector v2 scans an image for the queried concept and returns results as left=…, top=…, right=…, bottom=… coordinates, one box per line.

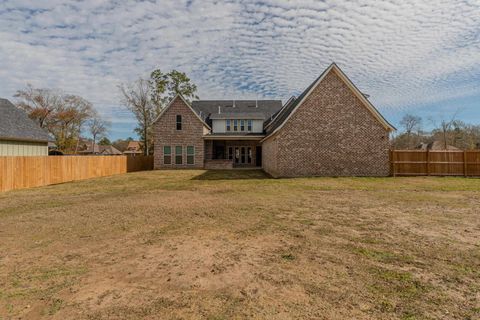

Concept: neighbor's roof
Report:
left=79, top=142, right=123, bottom=155
left=0, top=98, right=51, bottom=142
left=265, top=63, right=396, bottom=137
left=191, top=100, right=283, bottom=124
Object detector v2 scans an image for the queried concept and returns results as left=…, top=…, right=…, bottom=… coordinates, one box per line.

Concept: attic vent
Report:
left=248, top=105, right=255, bottom=108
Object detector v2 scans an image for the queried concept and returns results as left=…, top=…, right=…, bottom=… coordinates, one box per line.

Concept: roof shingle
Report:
left=0, top=98, right=51, bottom=142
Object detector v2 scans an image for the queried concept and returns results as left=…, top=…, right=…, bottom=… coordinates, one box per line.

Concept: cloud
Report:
left=0, top=0, right=479, bottom=138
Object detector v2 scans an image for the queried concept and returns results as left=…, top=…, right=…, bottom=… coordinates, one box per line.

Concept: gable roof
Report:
left=191, top=100, right=282, bottom=125
left=264, top=63, right=396, bottom=139
left=0, top=98, right=51, bottom=143
left=79, top=142, right=123, bottom=155
left=153, top=94, right=211, bottom=129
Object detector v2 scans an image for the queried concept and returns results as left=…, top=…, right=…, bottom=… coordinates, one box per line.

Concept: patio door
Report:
left=234, top=146, right=252, bottom=164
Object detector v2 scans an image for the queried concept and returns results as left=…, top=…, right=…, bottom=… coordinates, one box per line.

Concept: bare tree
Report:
left=429, top=110, right=460, bottom=150
left=400, top=114, right=422, bottom=135
left=87, top=115, right=110, bottom=154
left=14, top=84, right=62, bottom=129
left=119, top=79, right=160, bottom=155
left=399, top=114, right=422, bottom=149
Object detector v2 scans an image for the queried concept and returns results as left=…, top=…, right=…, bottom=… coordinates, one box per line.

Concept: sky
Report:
left=0, top=0, right=479, bottom=140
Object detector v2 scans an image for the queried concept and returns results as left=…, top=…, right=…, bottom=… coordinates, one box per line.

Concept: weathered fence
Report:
left=0, top=155, right=154, bottom=192
left=391, top=150, right=480, bottom=177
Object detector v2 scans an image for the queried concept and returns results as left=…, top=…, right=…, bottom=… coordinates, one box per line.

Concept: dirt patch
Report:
left=0, top=171, right=479, bottom=319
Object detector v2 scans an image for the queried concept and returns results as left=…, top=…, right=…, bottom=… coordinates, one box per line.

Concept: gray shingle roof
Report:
left=191, top=100, right=283, bottom=125
left=0, top=98, right=51, bottom=142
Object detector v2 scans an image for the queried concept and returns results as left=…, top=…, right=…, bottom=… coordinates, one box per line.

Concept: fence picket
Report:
left=0, top=156, right=154, bottom=192
left=391, top=150, right=480, bottom=177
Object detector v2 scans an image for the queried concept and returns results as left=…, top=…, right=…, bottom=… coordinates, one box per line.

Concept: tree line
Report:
left=393, top=113, right=480, bottom=150
left=14, top=69, right=198, bottom=155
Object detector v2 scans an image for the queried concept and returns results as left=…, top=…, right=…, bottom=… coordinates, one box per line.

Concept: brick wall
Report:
left=153, top=97, right=206, bottom=169
left=262, top=70, right=390, bottom=178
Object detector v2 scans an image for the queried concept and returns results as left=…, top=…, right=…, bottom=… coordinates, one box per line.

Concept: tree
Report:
left=120, top=79, right=160, bottom=155
left=87, top=115, right=110, bottom=154
left=15, top=85, right=95, bottom=152
left=430, top=111, right=459, bottom=150
left=397, top=114, right=422, bottom=149
left=55, top=95, right=94, bottom=152
left=120, top=69, right=199, bottom=155
left=98, top=137, right=112, bottom=145
left=14, top=84, right=62, bottom=129
left=150, top=69, right=199, bottom=105
left=400, top=114, right=422, bottom=135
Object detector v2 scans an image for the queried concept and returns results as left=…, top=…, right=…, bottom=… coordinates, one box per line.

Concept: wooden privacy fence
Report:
left=391, top=150, right=480, bottom=177
left=0, top=155, right=154, bottom=192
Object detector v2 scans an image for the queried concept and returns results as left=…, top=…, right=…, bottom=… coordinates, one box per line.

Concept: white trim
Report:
left=261, top=63, right=395, bottom=142
left=153, top=94, right=211, bottom=130
left=203, top=135, right=264, bottom=141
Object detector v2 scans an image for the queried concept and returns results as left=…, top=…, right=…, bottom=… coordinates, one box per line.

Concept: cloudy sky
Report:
left=1, top=0, right=479, bottom=140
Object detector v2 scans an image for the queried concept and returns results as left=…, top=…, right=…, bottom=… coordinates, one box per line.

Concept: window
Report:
left=240, top=120, right=245, bottom=131
left=187, top=146, right=194, bottom=165
left=241, top=147, right=246, bottom=163
left=235, top=147, right=240, bottom=163
left=175, top=146, right=183, bottom=164
left=247, top=120, right=253, bottom=132
left=163, top=146, right=171, bottom=164
left=228, top=147, right=233, bottom=160
left=226, top=119, right=231, bottom=131
left=233, top=119, right=238, bottom=131
left=247, top=147, right=252, bottom=164
left=176, top=115, right=182, bottom=130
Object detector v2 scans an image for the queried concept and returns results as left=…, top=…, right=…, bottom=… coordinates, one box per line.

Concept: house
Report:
left=123, top=141, right=143, bottom=156
left=153, top=63, right=395, bottom=177
left=0, top=98, right=50, bottom=156
left=416, top=141, right=460, bottom=151
left=78, top=142, right=123, bottom=155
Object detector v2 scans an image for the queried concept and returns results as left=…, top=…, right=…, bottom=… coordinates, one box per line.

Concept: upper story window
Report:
left=176, top=115, right=182, bottom=130
left=247, top=120, right=253, bottom=131
left=233, top=119, right=238, bottom=131
left=226, top=119, right=231, bottom=131
left=240, top=120, right=245, bottom=131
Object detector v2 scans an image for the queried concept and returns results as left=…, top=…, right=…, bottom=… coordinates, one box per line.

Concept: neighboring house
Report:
left=0, top=98, right=50, bottom=156
left=153, top=63, right=395, bottom=177
left=123, top=141, right=143, bottom=156
left=78, top=142, right=123, bottom=155
left=417, top=141, right=460, bottom=151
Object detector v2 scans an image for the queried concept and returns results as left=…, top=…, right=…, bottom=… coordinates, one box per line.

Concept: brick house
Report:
left=153, top=63, right=395, bottom=177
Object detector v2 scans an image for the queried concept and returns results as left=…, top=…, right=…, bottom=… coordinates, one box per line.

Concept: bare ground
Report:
left=0, top=170, right=479, bottom=319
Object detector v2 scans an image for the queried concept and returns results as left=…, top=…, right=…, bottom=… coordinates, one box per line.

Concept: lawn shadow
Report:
left=191, top=169, right=271, bottom=180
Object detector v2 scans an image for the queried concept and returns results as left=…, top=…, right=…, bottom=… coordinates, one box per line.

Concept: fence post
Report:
left=391, top=150, right=396, bottom=177
left=464, top=151, right=468, bottom=177
left=426, top=150, right=430, bottom=176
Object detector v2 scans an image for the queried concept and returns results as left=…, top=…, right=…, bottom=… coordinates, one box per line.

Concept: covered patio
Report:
left=204, top=135, right=263, bottom=169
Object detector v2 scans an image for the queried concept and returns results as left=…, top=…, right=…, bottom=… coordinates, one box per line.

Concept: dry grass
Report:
left=0, top=170, right=479, bottom=319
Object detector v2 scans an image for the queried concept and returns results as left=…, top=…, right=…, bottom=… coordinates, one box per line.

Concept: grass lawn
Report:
left=0, top=170, right=479, bottom=319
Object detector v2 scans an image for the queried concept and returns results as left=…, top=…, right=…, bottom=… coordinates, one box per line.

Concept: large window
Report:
left=163, top=146, right=171, bottom=164
left=175, top=146, right=183, bottom=164
left=176, top=115, right=182, bottom=130
left=240, top=120, right=245, bottom=131
left=247, top=120, right=253, bottom=132
left=187, top=146, right=195, bottom=165
left=226, top=119, right=231, bottom=131
left=233, top=119, right=238, bottom=131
